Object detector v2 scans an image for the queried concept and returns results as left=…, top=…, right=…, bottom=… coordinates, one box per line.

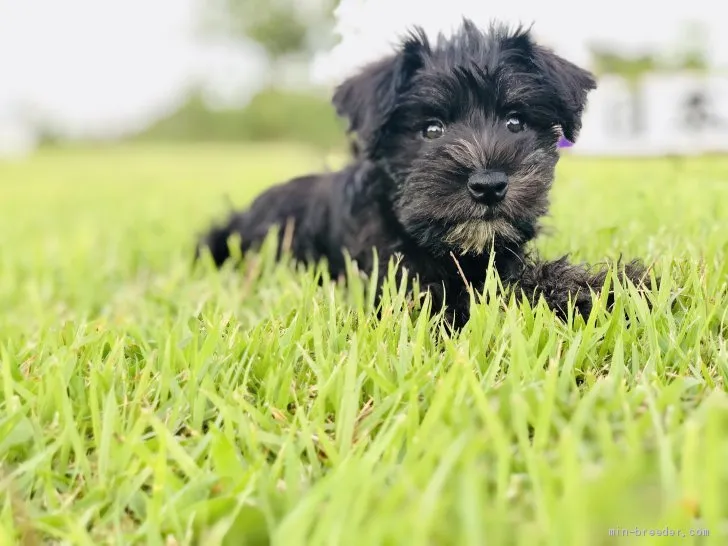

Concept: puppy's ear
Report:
left=531, top=45, right=597, bottom=142
left=332, top=28, right=429, bottom=155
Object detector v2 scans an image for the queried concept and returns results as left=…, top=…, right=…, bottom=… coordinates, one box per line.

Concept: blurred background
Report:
left=0, top=0, right=726, bottom=159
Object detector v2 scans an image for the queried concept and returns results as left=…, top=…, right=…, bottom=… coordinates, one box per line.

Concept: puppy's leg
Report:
left=369, top=256, right=472, bottom=329
left=511, top=255, right=650, bottom=321
left=372, top=275, right=470, bottom=329
left=438, top=285, right=472, bottom=330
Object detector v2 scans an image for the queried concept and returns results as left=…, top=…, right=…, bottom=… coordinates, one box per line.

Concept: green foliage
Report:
left=1, top=146, right=727, bottom=544
left=244, top=6, right=309, bottom=60
left=203, top=0, right=338, bottom=60
left=673, top=23, right=709, bottom=72
left=589, top=48, right=658, bottom=81
left=134, top=89, right=348, bottom=151
left=589, top=21, right=711, bottom=77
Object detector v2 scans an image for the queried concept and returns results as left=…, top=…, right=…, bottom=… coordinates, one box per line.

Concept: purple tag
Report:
left=558, top=136, right=573, bottom=148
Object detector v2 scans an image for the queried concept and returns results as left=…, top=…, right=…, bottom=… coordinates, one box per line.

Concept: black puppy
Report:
left=197, top=19, right=650, bottom=327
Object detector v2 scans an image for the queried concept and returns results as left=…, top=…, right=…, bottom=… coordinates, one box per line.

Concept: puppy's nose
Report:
left=467, top=170, right=508, bottom=204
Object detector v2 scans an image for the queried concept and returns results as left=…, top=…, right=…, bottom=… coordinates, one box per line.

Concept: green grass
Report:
left=1, top=143, right=727, bottom=545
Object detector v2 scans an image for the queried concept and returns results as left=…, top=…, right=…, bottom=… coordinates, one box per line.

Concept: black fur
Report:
left=196, top=19, right=653, bottom=328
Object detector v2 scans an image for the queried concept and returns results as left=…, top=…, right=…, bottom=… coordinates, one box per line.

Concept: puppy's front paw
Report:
left=419, top=282, right=471, bottom=329
left=442, top=302, right=471, bottom=330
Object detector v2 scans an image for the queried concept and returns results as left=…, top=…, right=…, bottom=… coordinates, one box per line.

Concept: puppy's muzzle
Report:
left=467, top=170, right=508, bottom=205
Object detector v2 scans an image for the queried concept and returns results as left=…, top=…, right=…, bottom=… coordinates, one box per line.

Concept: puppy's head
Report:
left=333, top=19, right=596, bottom=256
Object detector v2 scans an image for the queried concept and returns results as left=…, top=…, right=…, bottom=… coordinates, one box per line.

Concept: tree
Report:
left=201, top=0, right=339, bottom=88
left=671, top=20, right=710, bottom=73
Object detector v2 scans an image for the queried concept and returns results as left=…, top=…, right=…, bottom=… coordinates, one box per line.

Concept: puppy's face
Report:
left=333, top=21, right=597, bottom=256
left=382, top=65, right=567, bottom=256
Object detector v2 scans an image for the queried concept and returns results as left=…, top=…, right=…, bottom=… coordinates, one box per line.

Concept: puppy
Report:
left=196, top=19, right=651, bottom=327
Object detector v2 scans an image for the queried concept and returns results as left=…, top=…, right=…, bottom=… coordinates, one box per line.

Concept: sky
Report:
left=0, top=0, right=196, bottom=134
left=0, top=0, right=725, bottom=138
left=0, top=0, right=266, bottom=137
left=312, top=0, right=728, bottom=83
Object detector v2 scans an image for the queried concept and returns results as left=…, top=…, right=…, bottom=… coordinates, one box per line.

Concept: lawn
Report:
left=1, top=143, right=727, bottom=545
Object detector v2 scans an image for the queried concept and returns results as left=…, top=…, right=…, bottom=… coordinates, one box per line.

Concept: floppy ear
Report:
left=332, top=28, right=429, bottom=156
left=531, top=45, right=597, bottom=142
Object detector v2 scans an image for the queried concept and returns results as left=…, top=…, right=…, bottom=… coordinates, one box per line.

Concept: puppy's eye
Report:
left=423, top=121, right=445, bottom=139
left=505, top=115, right=525, bottom=133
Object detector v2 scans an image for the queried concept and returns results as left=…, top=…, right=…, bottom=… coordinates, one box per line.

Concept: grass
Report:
left=1, top=143, right=727, bottom=545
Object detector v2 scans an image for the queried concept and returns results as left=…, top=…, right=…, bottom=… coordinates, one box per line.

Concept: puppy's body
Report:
left=198, top=20, right=650, bottom=326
